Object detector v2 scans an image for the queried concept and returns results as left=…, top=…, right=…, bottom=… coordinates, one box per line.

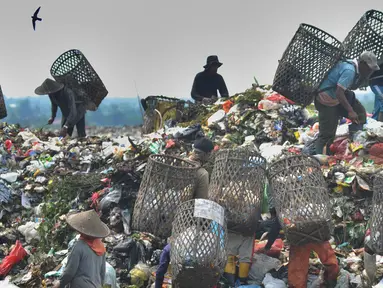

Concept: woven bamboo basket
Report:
left=371, top=174, right=383, bottom=254
left=132, top=155, right=199, bottom=239
left=343, top=10, right=383, bottom=61
left=50, top=49, right=108, bottom=111
left=0, top=86, right=7, bottom=119
left=171, top=199, right=227, bottom=288
left=208, top=148, right=266, bottom=236
left=272, top=24, right=343, bottom=107
left=267, top=155, right=332, bottom=246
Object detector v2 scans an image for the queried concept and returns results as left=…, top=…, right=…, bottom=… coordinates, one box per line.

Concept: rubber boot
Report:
left=224, top=255, right=236, bottom=287
left=238, top=262, right=250, bottom=285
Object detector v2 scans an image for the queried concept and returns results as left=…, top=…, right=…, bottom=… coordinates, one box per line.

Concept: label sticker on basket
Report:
left=194, top=199, right=224, bottom=227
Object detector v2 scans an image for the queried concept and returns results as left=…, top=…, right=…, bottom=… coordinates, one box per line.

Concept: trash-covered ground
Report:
left=0, top=84, right=383, bottom=287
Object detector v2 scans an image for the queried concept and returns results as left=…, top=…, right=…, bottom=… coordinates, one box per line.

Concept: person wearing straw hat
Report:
left=315, top=51, right=380, bottom=155
left=52, top=210, right=110, bottom=288
left=35, top=78, right=87, bottom=138
left=191, top=55, right=229, bottom=105
left=369, top=60, right=383, bottom=122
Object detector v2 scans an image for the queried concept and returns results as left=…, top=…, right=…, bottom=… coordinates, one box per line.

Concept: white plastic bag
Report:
left=262, top=273, right=286, bottom=288
left=0, top=279, right=20, bottom=287
left=249, top=253, right=281, bottom=284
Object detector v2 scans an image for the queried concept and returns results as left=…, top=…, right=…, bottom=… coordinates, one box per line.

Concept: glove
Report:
left=59, top=126, right=68, bottom=137
left=47, top=118, right=55, bottom=125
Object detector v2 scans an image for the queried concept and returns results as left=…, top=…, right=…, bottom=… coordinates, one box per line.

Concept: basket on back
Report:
left=208, top=148, right=266, bottom=236
left=272, top=24, right=343, bottom=107
left=0, top=86, right=7, bottom=119
left=132, top=155, right=199, bottom=239
left=267, top=155, right=332, bottom=246
left=343, top=10, right=383, bottom=61
left=50, top=49, right=108, bottom=111
left=370, top=174, right=383, bottom=255
left=171, top=199, right=227, bottom=288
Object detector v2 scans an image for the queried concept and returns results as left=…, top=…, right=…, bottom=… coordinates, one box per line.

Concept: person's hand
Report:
left=348, top=110, right=359, bottom=124
left=47, top=118, right=55, bottom=125
left=52, top=280, right=60, bottom=288
left=59, top=126, right=68, bottom=137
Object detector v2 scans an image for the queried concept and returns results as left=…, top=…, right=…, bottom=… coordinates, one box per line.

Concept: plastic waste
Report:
left=0, top=172, right=18, bottom=183
left=262, top=273, right=286, bottom=288
left=128, top=262, right=150, bottom=288
left=0, top=241, right=27, bottom=276
left=105, top=262, right=119, bottom=288
left=249, top=253, right=281, bottom=284
left=0, top=279, right=19, bottom=287
left=17, top=222, right=40, bottom=243
left=100, top=187, right=122, bottom=213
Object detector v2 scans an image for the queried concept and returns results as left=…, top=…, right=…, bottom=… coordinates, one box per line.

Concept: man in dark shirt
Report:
left=35, top=78, right=87, bottom=138
left=370, top=61, right=383, bottom=121
left=191, top=55, right=229, bottom=104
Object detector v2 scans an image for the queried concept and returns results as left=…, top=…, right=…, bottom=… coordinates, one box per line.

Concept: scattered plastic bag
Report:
left=17, top=222, right=40, bottom=243
left=0, top=279, right=20, bottom=287
left=249, top=253, right=281, bottom=284
left=128, top=262, right=150, bottom=288
left=262, top=273, right=286, bottom=288
left=100, top=187, right=122, bottom=213
left=105, top=262, right=119, bottom=288
left=0, top=241, right=27, bottom=276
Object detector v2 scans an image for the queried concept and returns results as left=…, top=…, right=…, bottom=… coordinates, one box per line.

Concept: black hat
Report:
left=35, top=78, right=64, bottom=95
left=203, top=55, right=223, bottom=69
left=194, top=137, right=214, bottom=153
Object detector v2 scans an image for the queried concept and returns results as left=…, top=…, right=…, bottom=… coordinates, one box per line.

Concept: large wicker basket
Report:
left=132, top=155, right=199, bottom=239
left=343, top=10, right=383, bottom=61
left=50, top=49, right=108, bottom=111
left=371, top=174, right=383, bottom=255
left=272, top=24, right=343, bottom=107
left=267, top=155, right=332, bottom=246
left=171, top=199, right=227, bottom=288
left=0, top=86, right=7, bottom=119
left=208, top=148, right=266, bottom=236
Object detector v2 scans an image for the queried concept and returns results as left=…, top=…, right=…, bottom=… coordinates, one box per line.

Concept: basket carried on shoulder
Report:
left=208, top=148, right=266, bottom=236
left=50, top=49, right=108, bottom=111
left=132, top=155, right=199, bottom=239
left=0, top=86, right=7, bottom=119
left=267, top=155, right=332, bottom=246
left=272, top=24, right=343, bottom=107
left=141, top=95, right=184, bottom=134
left=343, top=10, right=383, bottom=60
left=370, top=174, right=383, bottom=255
left=171, top=199, right=227, bottom=288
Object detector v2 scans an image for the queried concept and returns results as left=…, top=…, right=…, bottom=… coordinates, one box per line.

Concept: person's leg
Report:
left=237, top=235, right=254, bottom=284
left=76, top=117, right=86, bottom=138
left=314, top=99, right=339, bottom=155
left=288, top=244, right=311, bottom=288
left=371, top=85, right=383, bottom=121
left=312, top=241, right=339, bottom=287
left=224, top=232, right=239, bottom=286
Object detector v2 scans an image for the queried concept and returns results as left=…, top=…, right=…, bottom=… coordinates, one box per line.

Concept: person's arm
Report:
left=218, top=75, right=229, bottom=98
left=49, top=95, right=58, bottom=119
left=191, top=74, right=204, bottom=101
left=336, top=69, right=357, bottom=114
left=63, top=88, right=78, bottom=128
left=59, top=243, right=82, bottom=288
left=265, top=219, right=281, bottom=250
left=155, top=245, right=171, bottom=288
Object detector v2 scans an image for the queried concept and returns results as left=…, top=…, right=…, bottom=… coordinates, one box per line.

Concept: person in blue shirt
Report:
left=315, top=51, right=380, bottom=155
left=369, top=61, right=383, bottom=122
left=155, top=243, right=171, bottom=288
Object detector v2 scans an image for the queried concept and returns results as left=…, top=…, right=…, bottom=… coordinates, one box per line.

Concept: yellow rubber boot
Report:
left=224, top=255, right=236, bottom=285
left=238, top=262, right=251, bottom=284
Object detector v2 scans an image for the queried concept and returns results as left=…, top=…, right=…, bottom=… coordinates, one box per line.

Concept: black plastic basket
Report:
left=273, top=24, right=343, bottom=107
left=343, top=10, right=383, bottom=60
left=50, top=49, right=108, bottom=111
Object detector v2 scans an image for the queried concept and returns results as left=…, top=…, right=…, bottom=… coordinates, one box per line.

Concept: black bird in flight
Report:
left=31, top=7, right=42, bottom=31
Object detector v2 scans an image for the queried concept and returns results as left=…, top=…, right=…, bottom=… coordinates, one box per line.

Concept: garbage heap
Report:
left=0, top=84, right=382, bottom=287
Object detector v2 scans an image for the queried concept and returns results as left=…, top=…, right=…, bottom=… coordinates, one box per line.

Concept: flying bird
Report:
left=31, top=7, right=42, bottom=31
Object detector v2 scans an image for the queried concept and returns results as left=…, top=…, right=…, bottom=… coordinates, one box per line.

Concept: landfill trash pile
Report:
left=0, top=84, right=382, bottom=287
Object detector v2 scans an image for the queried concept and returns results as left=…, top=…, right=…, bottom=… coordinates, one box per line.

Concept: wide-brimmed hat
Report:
left=34, top=78, right=64, bottom=95
left=66, top=210, right=110, bottom=238
left=203, top=55, right=223, bottom=69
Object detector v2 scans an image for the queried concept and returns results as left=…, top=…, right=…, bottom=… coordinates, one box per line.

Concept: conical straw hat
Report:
left=66, top=210, right=110, bottom=238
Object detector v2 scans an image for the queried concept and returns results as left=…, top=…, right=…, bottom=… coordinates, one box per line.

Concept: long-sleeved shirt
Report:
left=49, top=86, right=86, bottom=128
left=155, top=244, right=171, bottom=288
left=191, top=71, right=229, bottom=101
left=59, top=239, right=106, bottom=288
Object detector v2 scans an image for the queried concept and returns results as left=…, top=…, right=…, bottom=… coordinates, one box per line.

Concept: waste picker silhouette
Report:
left=31, top=7, right=42, bottom=31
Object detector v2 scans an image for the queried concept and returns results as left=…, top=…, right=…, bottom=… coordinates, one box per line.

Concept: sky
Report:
left=0, top=0, right=382, bottom=98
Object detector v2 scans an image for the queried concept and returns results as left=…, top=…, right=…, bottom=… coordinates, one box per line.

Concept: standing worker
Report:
left=191, top=55, right=229, bottom=105
left=315, top=51, right=380, bottom=154
left=34, top=78, right=87, bottom=138
left=154, top=137, right=215, bottom=288
left=370, top=60, right=383, bottom=121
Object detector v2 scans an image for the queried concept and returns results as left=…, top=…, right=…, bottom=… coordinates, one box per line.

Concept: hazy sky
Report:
left=0, top=0, right=382, bottom=98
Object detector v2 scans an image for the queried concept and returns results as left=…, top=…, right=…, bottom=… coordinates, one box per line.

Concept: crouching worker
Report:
left=263, top=211, right=339, bottom=288
left=53, top=210, right=110, bottom=288
left=154, top=242, right=171, bottom=288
